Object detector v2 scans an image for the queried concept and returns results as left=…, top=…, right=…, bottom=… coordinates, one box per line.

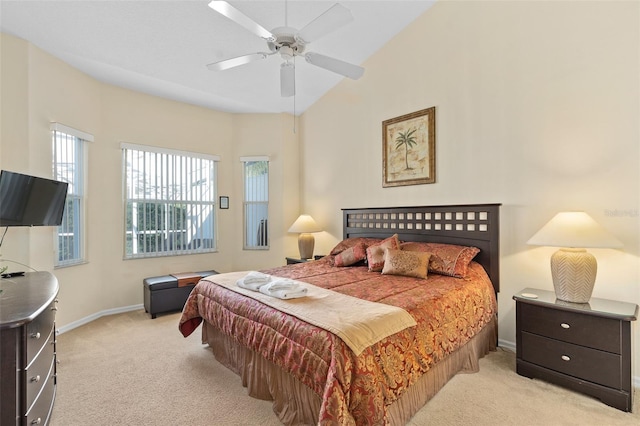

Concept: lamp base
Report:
left=298, top=233, right=315, bottom=259
left=550, top=248, right=597, bottom=303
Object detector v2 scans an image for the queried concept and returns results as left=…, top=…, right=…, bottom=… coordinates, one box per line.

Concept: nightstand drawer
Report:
left=519, top=303, right=621, bottom=353
left=521, top=332, right=622, bottom=389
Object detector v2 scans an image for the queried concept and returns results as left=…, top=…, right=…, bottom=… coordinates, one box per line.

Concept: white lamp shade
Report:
left=527, top=211, right=622, bottom=249
left=288, top=214, right=321, bottom=234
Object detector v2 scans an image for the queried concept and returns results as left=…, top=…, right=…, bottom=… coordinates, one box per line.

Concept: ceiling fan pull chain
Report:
left=293, top=55, right=297, bottom=133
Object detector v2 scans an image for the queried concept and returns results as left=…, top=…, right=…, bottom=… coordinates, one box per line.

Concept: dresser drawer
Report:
left=519, top=303, right=621, bottom=353
left=26, top=301, right=56, bottom=362
left=25, top=367, right=56, bottom=426
left=521, top=332, right=622, bottom=389
left=25, top=329, right=55, bottom=413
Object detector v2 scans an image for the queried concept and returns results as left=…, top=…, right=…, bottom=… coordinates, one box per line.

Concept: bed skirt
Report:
left=202, top=315, right=498, bottom=425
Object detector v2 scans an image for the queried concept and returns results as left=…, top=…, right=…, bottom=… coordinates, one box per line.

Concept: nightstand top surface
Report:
left=514, top=287, right=638, bottom=321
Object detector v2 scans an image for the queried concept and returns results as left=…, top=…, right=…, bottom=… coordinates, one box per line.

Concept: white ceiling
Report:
left=0, top=0, right=435, bottom=115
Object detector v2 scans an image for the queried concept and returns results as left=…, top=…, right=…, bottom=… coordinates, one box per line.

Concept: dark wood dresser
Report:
left=0, top=272, right=59, bottom=425
left=514, top=288, right=638, bottom=412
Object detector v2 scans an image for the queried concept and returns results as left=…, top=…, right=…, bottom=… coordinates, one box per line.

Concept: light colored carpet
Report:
left=50, top=310, right=639, bottom=425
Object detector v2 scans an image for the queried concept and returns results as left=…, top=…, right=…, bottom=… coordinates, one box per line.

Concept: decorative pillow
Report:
left=333, top=242, right=367, bottom=267
left=381, top=248, right=430, bottom=279
left=329, top=237, right=382, bottom=256
left=399, top=241, right=480, bottom=278
left=366, top=234, right=400, bottom=272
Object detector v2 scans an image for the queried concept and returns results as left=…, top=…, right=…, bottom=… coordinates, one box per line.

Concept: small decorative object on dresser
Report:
left=514, top=288, right=638, bottom=412
left=0, top=271, right=59, bottom=425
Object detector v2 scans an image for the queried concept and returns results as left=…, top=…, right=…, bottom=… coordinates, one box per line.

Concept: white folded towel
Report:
left=236, top=271, right=272, bottom=291
left=243, top=271, right=272, bottom=284
left=259, top=280, right=308, bottom=300
left=262, top=278, right=299, bottom=291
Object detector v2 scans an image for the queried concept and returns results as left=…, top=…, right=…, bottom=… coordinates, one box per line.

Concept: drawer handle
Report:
left=30, top=332, right=41, bottom=339
left=30, top=375, right=41, bottom=383
left=31, top=418, right=42, bottom=425
left=560, top=323, right=570, bottom=329
left=51, top=306, right=58, bottom=311
left=561, top=355, right=571, bottom=362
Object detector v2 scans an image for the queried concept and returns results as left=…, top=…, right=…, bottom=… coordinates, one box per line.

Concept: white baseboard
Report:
left=498, top=338, right=516, bottom=353
left=498, top=338, right=640, bottom=389
left=56, top=304, right=144, bottom=335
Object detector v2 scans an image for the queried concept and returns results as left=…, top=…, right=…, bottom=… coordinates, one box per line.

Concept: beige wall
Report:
left=299, top=1, right=640, bottom=375
left=0, top=34, right=300, bottom=327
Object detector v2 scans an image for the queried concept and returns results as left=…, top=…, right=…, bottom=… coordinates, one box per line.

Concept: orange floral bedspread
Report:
left=179, top=258, right=497, bottom=425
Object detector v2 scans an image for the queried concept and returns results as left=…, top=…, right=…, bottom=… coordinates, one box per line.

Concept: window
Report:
left=242, top=157, right=269, bottom=249
left=122, top=144, right=218, bottom=259
left=51, top=123, right=92, bottom=267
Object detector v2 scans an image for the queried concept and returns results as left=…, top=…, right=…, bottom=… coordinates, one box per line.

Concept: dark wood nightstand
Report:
left=513, top=288, right=638, bottom=412
left=286, top=255, right=324, bottom=265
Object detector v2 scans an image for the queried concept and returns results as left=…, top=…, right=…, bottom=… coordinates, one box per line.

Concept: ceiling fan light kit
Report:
left=206, top=1, right=364, bottom=97
left=280, top=62, right=295, bottom=97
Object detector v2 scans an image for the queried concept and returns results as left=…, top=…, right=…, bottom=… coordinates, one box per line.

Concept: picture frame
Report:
left=219, top=196, right=229, bottom=209
left=382, top=107, right=436, bottom=187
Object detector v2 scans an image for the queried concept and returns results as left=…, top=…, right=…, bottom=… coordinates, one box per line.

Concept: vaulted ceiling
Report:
left=0, top=1, right=435, bottom=115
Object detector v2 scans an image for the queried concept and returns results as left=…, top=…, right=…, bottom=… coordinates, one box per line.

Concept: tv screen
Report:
left=0, top=170, right=69, bottom=227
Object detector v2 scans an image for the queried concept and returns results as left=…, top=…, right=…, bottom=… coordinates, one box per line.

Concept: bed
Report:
left=179, top=204, right=500, bottom=425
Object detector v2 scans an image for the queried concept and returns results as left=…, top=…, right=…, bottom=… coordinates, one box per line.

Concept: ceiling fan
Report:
left=206, top=1, right=365, bottom=97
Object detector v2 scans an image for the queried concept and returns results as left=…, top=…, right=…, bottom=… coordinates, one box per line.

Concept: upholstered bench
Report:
left=143, top=270, right=218, bottom=319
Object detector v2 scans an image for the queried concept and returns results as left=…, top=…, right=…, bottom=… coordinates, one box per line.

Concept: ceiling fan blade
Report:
left=280, top=62, right=295, bottom=97
left=296, top=3, right=353, bottom=44
left=206, top=53, right=269, bottom=71
left=208, top=1, right=275, bottom=41
left=304, top=52, right=364, bottom=80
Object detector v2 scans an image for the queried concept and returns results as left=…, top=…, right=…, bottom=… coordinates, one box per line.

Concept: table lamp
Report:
left=288, top=214, right=321, bottom=259
left=527, top=211, right=623, bottom=303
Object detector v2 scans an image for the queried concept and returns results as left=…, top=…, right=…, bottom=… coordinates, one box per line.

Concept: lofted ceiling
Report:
left=0, top=0, right=435, bottom=115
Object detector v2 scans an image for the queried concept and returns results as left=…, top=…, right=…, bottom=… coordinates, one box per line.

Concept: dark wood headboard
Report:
left=342, top=204, right=500, bottom=293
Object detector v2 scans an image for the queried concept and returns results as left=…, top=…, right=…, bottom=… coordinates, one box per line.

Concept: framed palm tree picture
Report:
left=382, top=107, right=435, bottom=187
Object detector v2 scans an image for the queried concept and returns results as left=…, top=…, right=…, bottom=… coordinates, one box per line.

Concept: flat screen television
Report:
left=0, top=170, right=69, bottom=227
